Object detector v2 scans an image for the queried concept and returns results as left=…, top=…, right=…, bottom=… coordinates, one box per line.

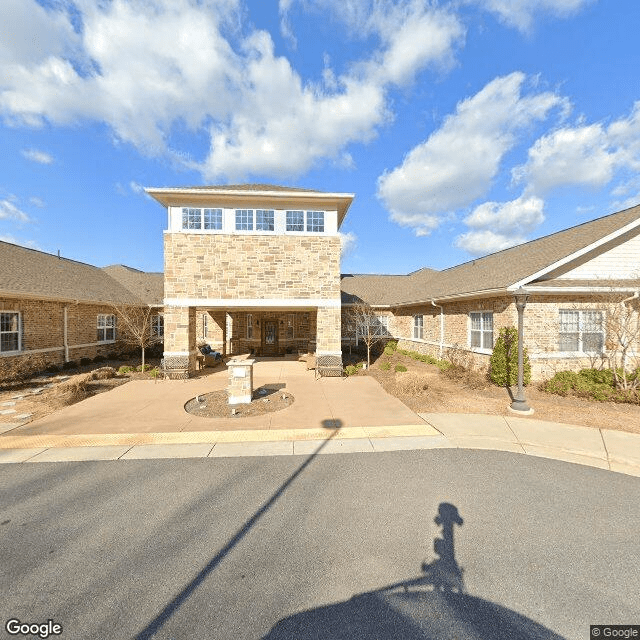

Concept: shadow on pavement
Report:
left=134, top=419, right=341, bottom=640
left=263, top=502, right=565, bottom=640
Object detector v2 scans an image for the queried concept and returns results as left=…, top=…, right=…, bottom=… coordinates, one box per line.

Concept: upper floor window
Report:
left=413, top=314, right=424, bottom=339
left=306, top=211, right=324, bottom=232
left=256, top=209, right=275, bottom=231
left=286, top=210, right=304, bottom=231
left=235, top=209, right=254, bottom=231
left=182, top=208, right=222, bottom=230
left=97, top=314, right=116, bottom=343
left=559, top=310, right=604, bottom=352
left=470, top=312, right=493, bottom=349
left=0, top=311, right=20, bottom=353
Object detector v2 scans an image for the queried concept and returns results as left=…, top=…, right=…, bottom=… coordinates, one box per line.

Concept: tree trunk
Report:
left=141, top=346, right=145, bottom=371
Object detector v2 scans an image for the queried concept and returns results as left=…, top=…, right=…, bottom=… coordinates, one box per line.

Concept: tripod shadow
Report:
left=264, top=502, right=565, bottom=640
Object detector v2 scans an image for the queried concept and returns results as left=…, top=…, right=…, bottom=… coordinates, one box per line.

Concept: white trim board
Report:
left=164, top=298, right=341, bottom=308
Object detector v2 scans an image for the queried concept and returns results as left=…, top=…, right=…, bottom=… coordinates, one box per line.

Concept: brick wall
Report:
left=0, top=297, right=126, bottom=367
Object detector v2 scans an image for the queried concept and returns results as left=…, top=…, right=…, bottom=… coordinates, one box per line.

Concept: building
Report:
left=341, top=203, right=640, bottom=379
left=0, top=242, right=162, bottom=370
left=145, top=184, right=354, bottom=376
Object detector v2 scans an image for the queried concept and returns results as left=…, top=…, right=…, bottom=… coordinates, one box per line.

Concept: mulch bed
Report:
left=184, top=385, right=295, bottom=419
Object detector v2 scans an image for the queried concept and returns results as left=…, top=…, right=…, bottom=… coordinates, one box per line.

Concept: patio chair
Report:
left=315, top=354, right=343, bottom=379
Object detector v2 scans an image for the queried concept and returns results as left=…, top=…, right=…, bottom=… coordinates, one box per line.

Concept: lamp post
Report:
left=510, top=287, right=533, bottom=414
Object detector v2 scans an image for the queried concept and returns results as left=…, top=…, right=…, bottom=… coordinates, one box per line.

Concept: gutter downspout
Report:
left=431, top=300, right=444, bottom=359
left=63, top=306, right=69, bottom=362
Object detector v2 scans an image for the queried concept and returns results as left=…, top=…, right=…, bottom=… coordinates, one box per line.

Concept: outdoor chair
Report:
left=315, top=354, right=343, bottom=379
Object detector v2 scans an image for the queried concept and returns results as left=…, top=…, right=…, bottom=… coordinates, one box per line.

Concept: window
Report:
left=181, top=207, right=222, bottom=230
left=306, top=211, right=324, bottom=232
left=182, top=207, right=201, bottom=229
left=0, top=311, right=20, bottom=353
left=376, top=315, right=389, bottom=333
left=413, top=314, right=424, bottom=339
left=152, top=314, right=164, bottom=339
left=203, top=208, right=222, bottom=230
left=470, top=312, right=493, bottom=349
left=235, top=209, right=253, bottom=231
left=256, top=209, right=274, bottom=231
left=287, top=314, right=294, bottom=339
left=559, top=310, right=604, bottom=352
left=247, top=314, right=253, bottom=339
left=97, top=314, right=116, bottom=343
left=202, top=313, right=208, bottom=338
left=286, top=210, right=304, bottom=231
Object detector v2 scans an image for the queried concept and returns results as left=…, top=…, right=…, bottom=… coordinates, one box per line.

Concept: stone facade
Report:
left=164, top=233, right=340, bottom=300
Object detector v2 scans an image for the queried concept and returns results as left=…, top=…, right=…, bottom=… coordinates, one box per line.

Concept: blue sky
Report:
left=2, top=0, right=640, bottom=275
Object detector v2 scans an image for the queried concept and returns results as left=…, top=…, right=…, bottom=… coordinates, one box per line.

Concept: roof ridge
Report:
left=439, top=202, right=640, bottom=274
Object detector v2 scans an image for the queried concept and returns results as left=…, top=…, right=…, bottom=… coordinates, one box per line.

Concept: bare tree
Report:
left=345, top=302, right=391, bottom=367
left=602, top=294, right=640, bottom=390
left=112, top=305, right=162, bottom=370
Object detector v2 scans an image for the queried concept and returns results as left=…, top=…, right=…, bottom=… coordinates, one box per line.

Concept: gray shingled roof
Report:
left=0, top=242, right=149, bottom=305
left=341, top=204, right=640, bottom=306
left=102, top=265, right=164, bottom=305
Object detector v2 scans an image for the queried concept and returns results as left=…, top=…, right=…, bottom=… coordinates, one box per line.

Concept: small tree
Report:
left=489, top=326, right=531, bottom=387
left=346, top=302, right=391, bottom=368
left=112, top=305, right=161, bottom=370
left=603, top=296, right=640, bottom=390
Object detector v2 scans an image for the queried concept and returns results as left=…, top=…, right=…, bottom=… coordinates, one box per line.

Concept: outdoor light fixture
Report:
left=510, top=287, right=533, bottom=414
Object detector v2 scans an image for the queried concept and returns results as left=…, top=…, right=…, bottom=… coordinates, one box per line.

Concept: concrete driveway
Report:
left=4, top=359, right=426, bottom=437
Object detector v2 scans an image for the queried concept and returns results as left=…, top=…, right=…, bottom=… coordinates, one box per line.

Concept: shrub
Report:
left=57, top=379, right=90, bottom=405
left=489, top=327, right=531, bottom=387
left=395, top=372, right=429, bottom=396
left=62, top=361, right=78, bottom=370
left=80, top=357, right=92, bottom=366
left=345, top=364, right=359, bottom=376
left=383, top=341, right=398, bottom=355
left=379, top=361, right=391, bottom=371
left=45, top=364, right=60, bottom=374
left=148, top=367, right=161, bottom=378
left=543, top=369, right=640, bottom=404
left=395, top=364, right=407, bottom=372
left=93, top=355, right=106, bottom=363
left=0, top=353, right=48, bottom=388
left=118, top=365, right=134, bottom=374
left=87, top=366, right=117, bottom=381
left=136, top=364, right=153, bottom=372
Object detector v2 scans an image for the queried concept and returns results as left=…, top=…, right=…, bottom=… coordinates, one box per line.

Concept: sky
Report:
left=2, top=0, right=640, bottom=275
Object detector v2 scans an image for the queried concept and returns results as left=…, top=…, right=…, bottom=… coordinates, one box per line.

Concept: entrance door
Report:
left=262, top=320, right=279, bottom=356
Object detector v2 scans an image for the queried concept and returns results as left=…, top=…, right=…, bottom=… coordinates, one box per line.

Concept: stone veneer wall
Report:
left=0, top=298, right=127, bottom=367
left=164, top=233, right=341, bottom=300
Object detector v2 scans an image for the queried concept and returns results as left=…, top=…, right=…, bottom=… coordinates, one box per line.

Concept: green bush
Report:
left=149, top=367, right=161, bottom=378
left=379, top=361, right=391, bottom=371
left=489, top=326, right=531, bottom=386
left=136, top=364, right=153, bottom=372
left=395, top=364, right=407, bottom=372
left=543, top=369, right=640, bottom=404
left=118, top=365, right=134, bottom=374
left=345, top=364, right=359, bottom=376
left=384, top=340, right=398, bottom=355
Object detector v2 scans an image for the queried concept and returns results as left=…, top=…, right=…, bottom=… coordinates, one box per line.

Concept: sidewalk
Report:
left=0, top=360, right=639, bottom=476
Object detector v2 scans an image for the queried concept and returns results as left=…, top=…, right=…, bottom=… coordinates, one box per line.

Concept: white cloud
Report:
left=21, top=148, right=54, bottom=164
left=129, top=181, right=145, bottom=195
left=513, top=124, right=616, bottom=194
left=0, top=0, right=463, bottom=181
left=475, top=0, right=594, bottom=33
left=29, top=196, right=45, bottom=207
left=377, top=72, right=564, bottom=235
left=339, top=231, right=357, bottom=259
left=0, top=233, right=40, bottom=249
left=455, top=195, right=545, bottom=255
left=0, top=198, right=30, bottom=222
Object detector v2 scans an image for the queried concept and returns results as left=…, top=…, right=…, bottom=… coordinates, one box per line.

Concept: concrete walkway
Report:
left=0, top=359, right=639, bottom=476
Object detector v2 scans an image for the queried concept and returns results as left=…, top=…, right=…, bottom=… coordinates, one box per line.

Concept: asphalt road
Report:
left=1, top=447, right=638, bottom=640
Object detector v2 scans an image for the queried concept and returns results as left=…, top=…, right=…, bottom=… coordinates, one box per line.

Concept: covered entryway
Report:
left=262, top=319, right=279, bottom=356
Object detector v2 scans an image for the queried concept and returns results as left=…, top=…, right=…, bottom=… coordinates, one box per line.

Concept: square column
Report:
left=163, top=306, right=196, bottom=376
left=227, top=358, right=255, bottom=404
left=316, top=305, right=342, bottom=359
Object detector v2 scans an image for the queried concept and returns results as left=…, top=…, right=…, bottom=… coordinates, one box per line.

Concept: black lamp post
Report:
left=510, top=287, right=533, bottom=414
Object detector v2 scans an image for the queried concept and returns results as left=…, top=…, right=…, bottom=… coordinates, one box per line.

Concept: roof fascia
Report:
left=526, top=285, right=640, bottom=294
left=0, top=290, right=150, bottom=306
left=507, top=216, right=640, bottom=291
left=394, top=288, right=509, bottom=306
